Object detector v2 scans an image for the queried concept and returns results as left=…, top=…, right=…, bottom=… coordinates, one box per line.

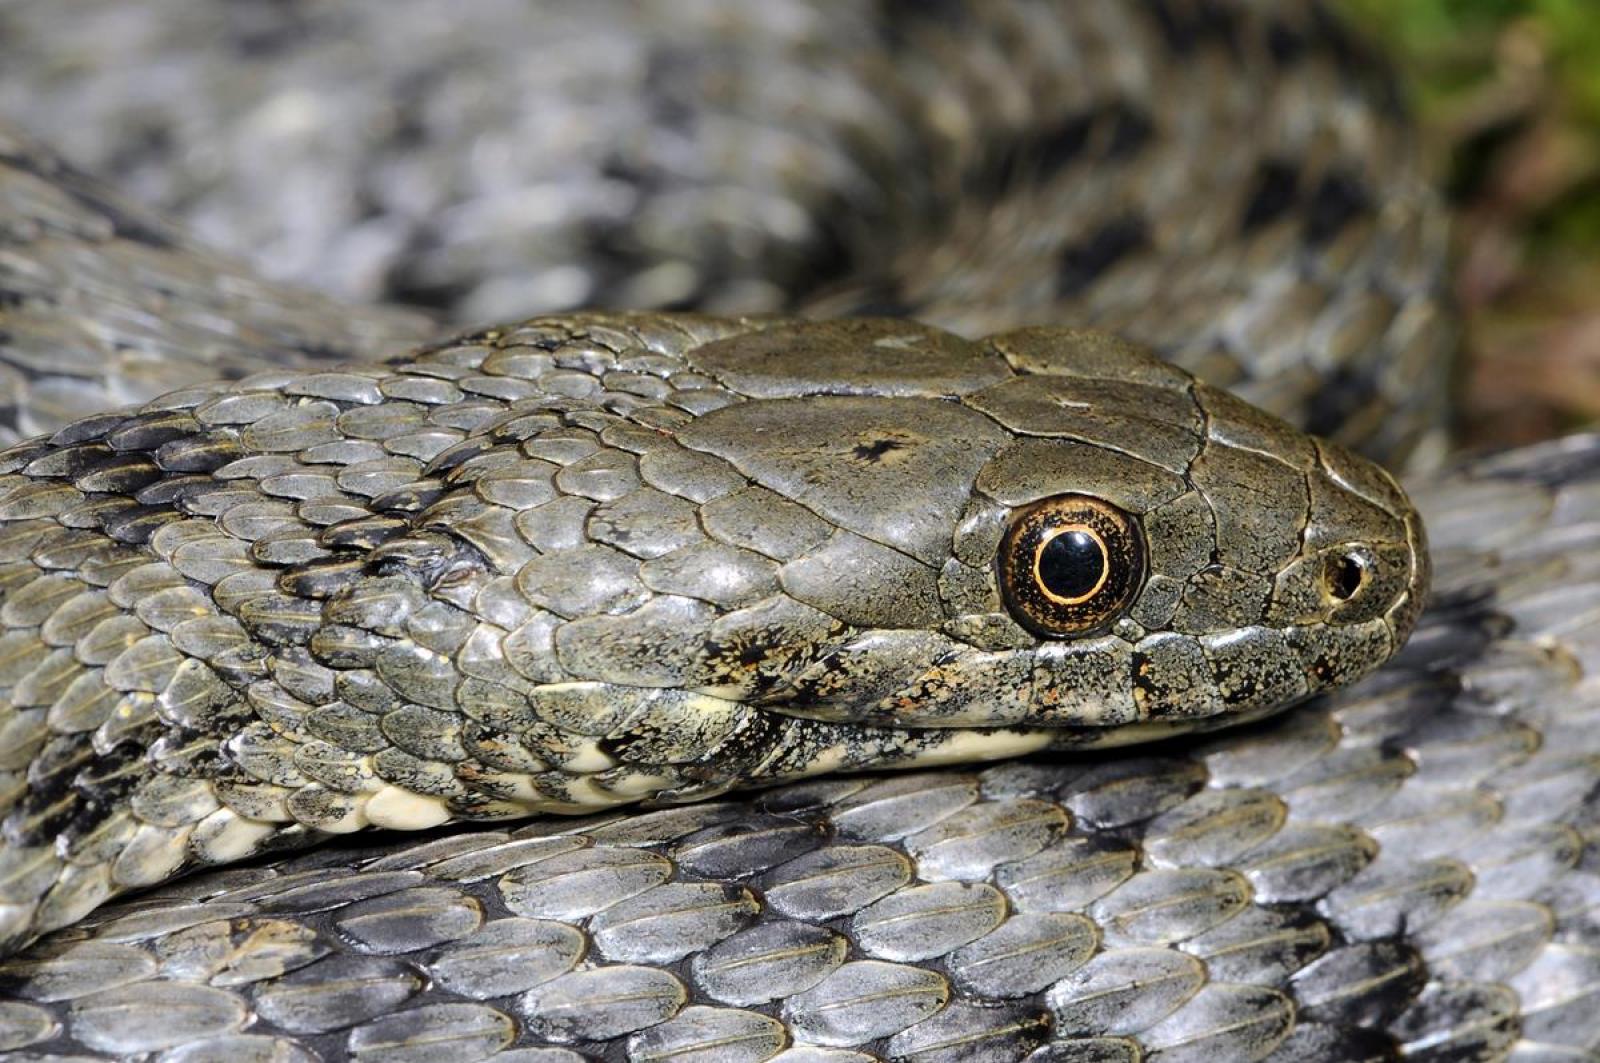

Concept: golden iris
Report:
left=999, top=494, right=1146, bottom=636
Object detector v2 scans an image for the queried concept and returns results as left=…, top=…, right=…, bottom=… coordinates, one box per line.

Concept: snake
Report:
left=0, top=1, right=1592, bottom=1060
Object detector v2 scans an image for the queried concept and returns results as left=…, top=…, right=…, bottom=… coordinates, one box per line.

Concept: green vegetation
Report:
left=1342, top=0, right=1600, bottom=241
left=1347, top=0, right=1600, bottom=113
left=1340, top=0, right=1600, bottom=446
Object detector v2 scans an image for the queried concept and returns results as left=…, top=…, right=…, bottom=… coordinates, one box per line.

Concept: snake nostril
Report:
left=1324, top=550, right=1368, bottom=602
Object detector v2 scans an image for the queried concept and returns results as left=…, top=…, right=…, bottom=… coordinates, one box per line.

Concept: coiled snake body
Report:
left=0, top=2, right=1593, bottom=1061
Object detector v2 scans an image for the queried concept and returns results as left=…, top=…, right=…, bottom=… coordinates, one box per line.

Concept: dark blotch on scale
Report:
left=1242, top=160, right=1300, bottom=232
left=1266, top=20, right=1309, bottom=65
left=969, top=103, right=1151, bottom=201
left=1104, top=106, right=1155, bottom=161
left=1305, top=171, right=1372, bottom=245
left=1055, top=216, right=1149, bottom=298
left=852, top=438, right=905, bottom=463
left=1144, top=0, right=1242, bottom=55
left=1303, top=365, right=1380, bottom=440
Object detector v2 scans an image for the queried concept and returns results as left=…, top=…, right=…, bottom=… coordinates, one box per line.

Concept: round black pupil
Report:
left=1039, top=530, right=1104, bottom=601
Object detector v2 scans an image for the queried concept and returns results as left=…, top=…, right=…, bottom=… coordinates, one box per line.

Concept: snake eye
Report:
left=999, top=494, right=1147, bottom=638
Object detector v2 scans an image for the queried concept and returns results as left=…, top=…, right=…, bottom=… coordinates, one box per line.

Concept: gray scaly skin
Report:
left=0, top=434, right=1593, bottom=1060
left=0, top=312, right=1425, bottom=961
left=0, top=124, right=432, bottom=445
left=0, top=0, right=1450, bottom=467
left=0, top=0, right=1589, bottom=1060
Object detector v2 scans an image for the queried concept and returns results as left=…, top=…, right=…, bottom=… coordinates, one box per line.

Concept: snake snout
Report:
left=1257, top=440, right=1431, bottom=698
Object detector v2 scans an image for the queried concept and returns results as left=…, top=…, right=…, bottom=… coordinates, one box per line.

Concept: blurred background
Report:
left=1343, top=0, right=1600, bottom=449
left=0, top=1, right=1593, bottom=455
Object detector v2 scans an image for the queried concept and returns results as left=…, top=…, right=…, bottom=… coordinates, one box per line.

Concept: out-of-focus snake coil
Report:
left=0, top=2, right=1592, bottom=1062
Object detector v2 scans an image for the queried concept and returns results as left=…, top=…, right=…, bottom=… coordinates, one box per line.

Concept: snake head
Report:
left=673, top=320, right=1429, bottom=747
left=0, top=313, right=1428, bottom=872
left=0, top=312, right=1428, bottom=955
